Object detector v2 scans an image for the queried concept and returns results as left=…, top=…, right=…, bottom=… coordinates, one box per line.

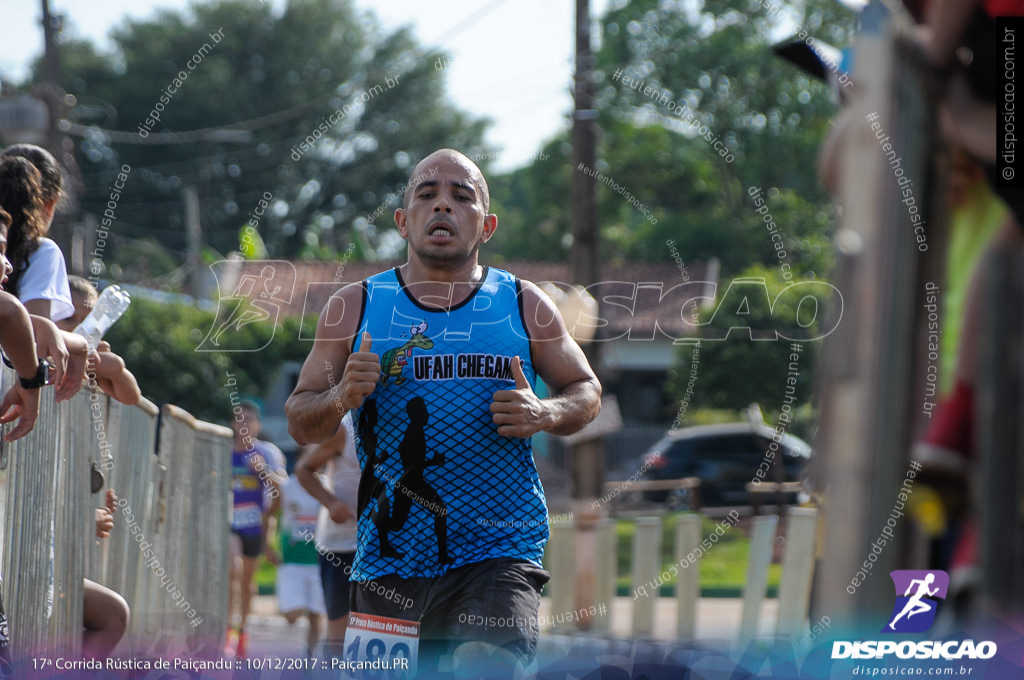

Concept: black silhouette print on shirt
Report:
left=377, top=397, right=449, bottom=565
left=357, top=399, right=400, bottom=558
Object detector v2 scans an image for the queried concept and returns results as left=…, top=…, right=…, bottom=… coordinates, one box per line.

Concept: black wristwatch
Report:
left=18, top=358, right=50, bottom=389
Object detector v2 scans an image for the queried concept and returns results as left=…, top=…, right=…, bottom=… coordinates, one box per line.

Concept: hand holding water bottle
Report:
left=74, top=285, right=131, bottom=350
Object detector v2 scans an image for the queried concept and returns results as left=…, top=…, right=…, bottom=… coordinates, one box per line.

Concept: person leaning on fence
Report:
left=286, top=149, right=601, bottom=676
left=0, top=150, right=86, bottom=402
left=294, top=413, right=359, bottom=656
left=0, top=206, right=48, bottom=441
left=55, top=276, right=141, bottom=406
left=2, top=216, right=128, bottom=670
left=227, top=400, right=284, bottom=657
left=0, top=206, right=54, bottom=670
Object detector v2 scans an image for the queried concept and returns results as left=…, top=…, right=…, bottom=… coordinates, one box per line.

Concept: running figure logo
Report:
left=883, top=570, right=949, bottom=633
left=197, top=260, right=296, bottom=351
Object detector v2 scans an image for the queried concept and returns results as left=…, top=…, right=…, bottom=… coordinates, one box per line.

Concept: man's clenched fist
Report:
left=490, top=356, right=549, bottom=438
left=341, top=332, right=380, bottom=410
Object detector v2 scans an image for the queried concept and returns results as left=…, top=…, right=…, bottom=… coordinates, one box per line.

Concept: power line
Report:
left=58, top=0, right=513, bottom=147
left=60, top=96, right=327, bottom=145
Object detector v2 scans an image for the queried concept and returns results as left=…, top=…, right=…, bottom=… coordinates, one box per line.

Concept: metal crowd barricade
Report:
left=96, top=396, right=160, bottom=646
left=144, top=405, right=234, bottom=646
left=0, top=370, right=69, bottom=657
left=151, top=406, right=195, bottom=637
left=190, top=420, right=232, bottom=643
left=0, top=369, right=231, bottom=659
left=50, top=395, right=93, bottom=653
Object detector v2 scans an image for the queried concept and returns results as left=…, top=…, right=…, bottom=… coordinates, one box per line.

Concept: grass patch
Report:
left=262, top=513, right=781, bottom=598
left=617, top=513, right=781, bottom=596
left=542, top=512, right=781, bottom=597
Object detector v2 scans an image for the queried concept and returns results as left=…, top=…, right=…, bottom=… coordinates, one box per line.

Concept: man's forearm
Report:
left=543, top=378, right=601, bottom=436
left=286, top=390, right=345, bottom=445
left=296, top=465, right=341, bottom=510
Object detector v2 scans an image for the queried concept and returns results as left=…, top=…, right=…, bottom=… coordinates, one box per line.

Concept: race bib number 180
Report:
left=341, top=612, right=418, bottom=679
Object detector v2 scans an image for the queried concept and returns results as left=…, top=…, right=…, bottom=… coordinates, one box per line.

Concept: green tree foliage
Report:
left=492, top=0, right=855, bottom=277
left=42, top=0, right=491, bottom=279
left=104, top=296, right=310, bottom=421
left=667, top=264, right=833, bottom=415
left=487, top=138, right=573, bottom=264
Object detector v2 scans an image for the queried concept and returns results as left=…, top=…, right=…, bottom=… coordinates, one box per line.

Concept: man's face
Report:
left=395, top=155, right=497, bottom=270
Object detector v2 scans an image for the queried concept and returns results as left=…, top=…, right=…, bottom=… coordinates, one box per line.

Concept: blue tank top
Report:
left=350, top=266, right=548, bottom=580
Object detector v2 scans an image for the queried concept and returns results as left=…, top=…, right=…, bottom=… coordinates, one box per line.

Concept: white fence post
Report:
left=593, top=519, right=617, bottom=634
left=675, top=514, right=701, bottom=639
left=776, top=507, right=819, bottom=637
left=632, top=517, right=662, bottom=637
left=548, top=519, right=576, bottom=632
left=738, top=514, right=778, bottom=644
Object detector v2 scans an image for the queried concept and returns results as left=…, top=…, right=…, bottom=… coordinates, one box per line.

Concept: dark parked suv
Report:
left=638, top=423, right=812, bottom=507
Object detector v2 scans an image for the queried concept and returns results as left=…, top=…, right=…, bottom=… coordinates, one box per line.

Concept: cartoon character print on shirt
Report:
left=380, top=322, right=434, bottom=385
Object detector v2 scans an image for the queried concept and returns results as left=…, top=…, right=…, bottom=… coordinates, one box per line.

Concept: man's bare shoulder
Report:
left=516, top=278, right=565, bottom=342
left=316, top=281, right=367, bottom=342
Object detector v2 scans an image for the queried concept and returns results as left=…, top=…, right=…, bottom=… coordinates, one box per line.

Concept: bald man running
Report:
left=286, top=149, right=600, bottom=676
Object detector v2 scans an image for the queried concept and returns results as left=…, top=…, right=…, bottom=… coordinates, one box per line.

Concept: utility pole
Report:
left=570, top=1, right=603, bottom=501
left=40, top=0, right=61, bottom=98
left=184, top=186, right=203, bottom=298
left=40, top=0, right=74, bottom=253
left=569, top=0, right=603, bottom=632
left=572, top=0, right=599, bottom=292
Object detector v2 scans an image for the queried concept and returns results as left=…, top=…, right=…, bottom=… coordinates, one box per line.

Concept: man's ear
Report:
left=395, top=208, right=408, bottom=238
left=481, top=214, right=498, bottom=242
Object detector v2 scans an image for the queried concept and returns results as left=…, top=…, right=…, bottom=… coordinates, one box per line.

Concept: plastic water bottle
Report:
left=74, top=285, right=131, bottom=349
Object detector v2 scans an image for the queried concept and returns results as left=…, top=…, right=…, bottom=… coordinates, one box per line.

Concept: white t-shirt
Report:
left=261, top=440, right=286, bottom=508
left=280, top=475, right=322, bottom=550
left=18, top=238, right=74, bottom=322
left=314, top=414, right=360, bottom=552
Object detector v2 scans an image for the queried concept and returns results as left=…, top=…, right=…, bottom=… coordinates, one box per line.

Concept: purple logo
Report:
left=883, top=570, right=949, bottom=634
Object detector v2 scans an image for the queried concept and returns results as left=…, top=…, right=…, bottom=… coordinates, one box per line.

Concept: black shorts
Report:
left=350, top=558, right=550, bottom=670
left=319, top=550, right=356, bottom=620
left=231, top=529, right=263, bottom=558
